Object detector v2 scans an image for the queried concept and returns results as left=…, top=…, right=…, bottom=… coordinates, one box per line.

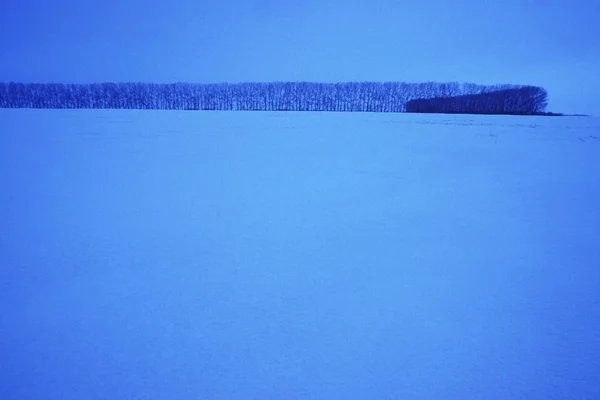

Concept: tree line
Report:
left=0, top=81, right=548, bottom=114
left=405, top=86, right=548, bottom=115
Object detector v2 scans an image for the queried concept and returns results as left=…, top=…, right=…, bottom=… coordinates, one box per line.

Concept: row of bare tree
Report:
left=0, top=82, right=547, bottom=114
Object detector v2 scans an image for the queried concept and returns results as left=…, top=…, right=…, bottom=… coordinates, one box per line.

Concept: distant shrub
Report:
left=405, top=86, right=548, bottom=115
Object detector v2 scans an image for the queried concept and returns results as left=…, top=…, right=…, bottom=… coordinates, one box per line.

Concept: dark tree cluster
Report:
left=405, top=86, right=548, bottom=115
left=0, top=81, right=547, bottom=114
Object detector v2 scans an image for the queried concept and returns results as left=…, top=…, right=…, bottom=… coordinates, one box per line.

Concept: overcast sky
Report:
left=1, top=0, right=599, bottom=114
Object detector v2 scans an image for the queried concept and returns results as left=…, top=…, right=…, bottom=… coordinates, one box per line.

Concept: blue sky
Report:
left=1, top=0, right=599, bottom=114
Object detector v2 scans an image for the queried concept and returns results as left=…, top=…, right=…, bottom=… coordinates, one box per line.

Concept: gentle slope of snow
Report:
left=1, top=110, right=599, bottom=399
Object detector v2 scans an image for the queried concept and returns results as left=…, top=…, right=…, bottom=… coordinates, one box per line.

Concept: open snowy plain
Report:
left=1, top=109, right=599, bottom=399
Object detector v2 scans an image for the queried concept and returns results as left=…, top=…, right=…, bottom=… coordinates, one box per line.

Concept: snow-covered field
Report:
left=1, top=109, right=599, bottom=399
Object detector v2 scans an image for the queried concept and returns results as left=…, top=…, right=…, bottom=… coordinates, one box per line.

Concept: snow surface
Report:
left=1, top=109, right=599, bottom=399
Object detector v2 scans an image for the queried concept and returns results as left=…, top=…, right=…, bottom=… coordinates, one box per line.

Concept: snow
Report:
left=1, top=109, right=599, bottom=399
